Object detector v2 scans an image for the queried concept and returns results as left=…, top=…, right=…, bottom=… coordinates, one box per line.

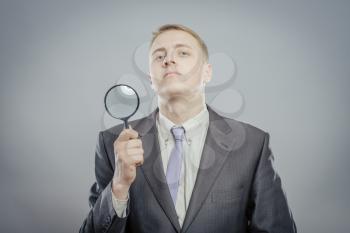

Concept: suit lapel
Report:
left=133, top=109, right=181, bottom=233
left=181, top=106, right=237, bottom=233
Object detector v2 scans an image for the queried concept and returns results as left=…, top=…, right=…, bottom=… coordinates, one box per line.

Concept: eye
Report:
left=178, top=50, right=190, bottom=57
left=156, top=55, right=164, bottom=60
left=153, top=50, right=166, bottom=61
left=154, top=54, right=165, bottom=61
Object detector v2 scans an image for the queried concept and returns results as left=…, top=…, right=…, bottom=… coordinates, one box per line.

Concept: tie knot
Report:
left=170, top=126, right=185, bottom=141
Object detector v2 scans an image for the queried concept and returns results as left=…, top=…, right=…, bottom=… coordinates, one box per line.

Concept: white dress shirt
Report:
left=112, top=106, right=209, bottom=227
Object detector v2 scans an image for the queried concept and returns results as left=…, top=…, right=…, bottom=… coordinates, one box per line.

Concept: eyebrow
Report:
left=151, top=44, right=193, bottom=56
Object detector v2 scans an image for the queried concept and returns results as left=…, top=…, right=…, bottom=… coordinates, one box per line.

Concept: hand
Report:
left=112, top=126, right=144, bottom=199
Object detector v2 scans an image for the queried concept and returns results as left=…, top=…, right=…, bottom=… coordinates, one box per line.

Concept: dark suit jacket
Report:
left=80, top=105, right=297, bottom=233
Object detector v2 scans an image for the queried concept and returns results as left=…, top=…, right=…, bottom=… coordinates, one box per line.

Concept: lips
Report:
left=164, top=71, right=180, bottom=78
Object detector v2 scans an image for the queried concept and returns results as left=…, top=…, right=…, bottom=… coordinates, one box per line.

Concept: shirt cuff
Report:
left=111, top=190, right=129, bottom=218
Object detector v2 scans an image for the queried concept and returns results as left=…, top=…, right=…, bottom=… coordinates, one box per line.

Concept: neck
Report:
left=158, top=93, right=206, bottom=125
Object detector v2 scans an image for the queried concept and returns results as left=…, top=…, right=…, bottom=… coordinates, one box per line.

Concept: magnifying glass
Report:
left=104, top=84, right=140, bottom=129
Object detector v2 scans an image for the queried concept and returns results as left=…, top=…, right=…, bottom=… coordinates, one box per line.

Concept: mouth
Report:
left=164, top=71, right=181, bottom=78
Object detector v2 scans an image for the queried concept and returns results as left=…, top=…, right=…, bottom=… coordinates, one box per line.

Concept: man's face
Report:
left=149, top=30, right=211, bottom=99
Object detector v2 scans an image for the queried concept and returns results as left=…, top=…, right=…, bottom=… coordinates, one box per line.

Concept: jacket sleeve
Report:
left=247, top=133, right=297, bottom=233
left=79, top=131, right=130, bottom=233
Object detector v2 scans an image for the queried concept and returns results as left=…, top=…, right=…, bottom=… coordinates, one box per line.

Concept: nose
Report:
left=162, top=53, right=176, bottom=67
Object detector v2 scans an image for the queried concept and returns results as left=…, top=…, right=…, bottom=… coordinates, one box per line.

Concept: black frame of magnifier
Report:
left=104, top=84, right=140, bottom=129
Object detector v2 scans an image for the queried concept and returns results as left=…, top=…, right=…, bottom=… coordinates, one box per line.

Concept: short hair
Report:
left=150, top=24, right=209, bottom=62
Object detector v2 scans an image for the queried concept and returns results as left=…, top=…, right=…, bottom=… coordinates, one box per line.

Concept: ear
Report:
left=203, top=63, right=212, bottom=84
left=148, top=73, right=154, bottom=90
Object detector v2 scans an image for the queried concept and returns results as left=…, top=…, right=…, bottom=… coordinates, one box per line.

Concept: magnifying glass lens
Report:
left=104, top=85, right=139, bottom=121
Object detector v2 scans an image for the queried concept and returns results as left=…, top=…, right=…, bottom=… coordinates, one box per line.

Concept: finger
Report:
left=129, top=125, right=142, bottom=138
left=123, top=154, right=144, bottom=167
left=126, top=139, right=142, bottom=149
left=131, top=154, right=144, bottom=166
left=117, top=128, right=139, bottom=141
left=129, top=125, right=142, bottom=139
left=125, top=148, right=144, bottom=156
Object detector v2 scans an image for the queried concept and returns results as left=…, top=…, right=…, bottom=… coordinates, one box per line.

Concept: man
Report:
left=80, top=24, right=297, bottom=233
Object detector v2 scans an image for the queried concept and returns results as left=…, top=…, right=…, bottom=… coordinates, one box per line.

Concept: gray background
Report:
left=1, top=0, right=349, bottom=232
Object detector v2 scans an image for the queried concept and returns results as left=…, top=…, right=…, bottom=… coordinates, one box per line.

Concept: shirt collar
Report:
left=156, top=106, right=209, bottom=141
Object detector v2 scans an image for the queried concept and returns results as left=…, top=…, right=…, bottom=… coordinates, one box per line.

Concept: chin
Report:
left=158, top=84, right=189, bottom=98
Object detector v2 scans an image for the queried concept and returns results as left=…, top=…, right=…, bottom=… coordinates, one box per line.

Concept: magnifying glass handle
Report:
left=123, top=119, right=129, bottom=129
left=123, top=118, right=142, bottom=167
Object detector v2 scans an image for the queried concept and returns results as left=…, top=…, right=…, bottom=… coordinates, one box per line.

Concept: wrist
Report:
left=112, top=180, right=130, bottom=200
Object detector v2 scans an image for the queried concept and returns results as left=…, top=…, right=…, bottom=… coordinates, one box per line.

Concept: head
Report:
left=148, top=24, right=212, bottom=101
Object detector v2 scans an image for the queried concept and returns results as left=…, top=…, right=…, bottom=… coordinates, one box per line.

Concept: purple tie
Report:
left=166, top=126, right=185, bottom=205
